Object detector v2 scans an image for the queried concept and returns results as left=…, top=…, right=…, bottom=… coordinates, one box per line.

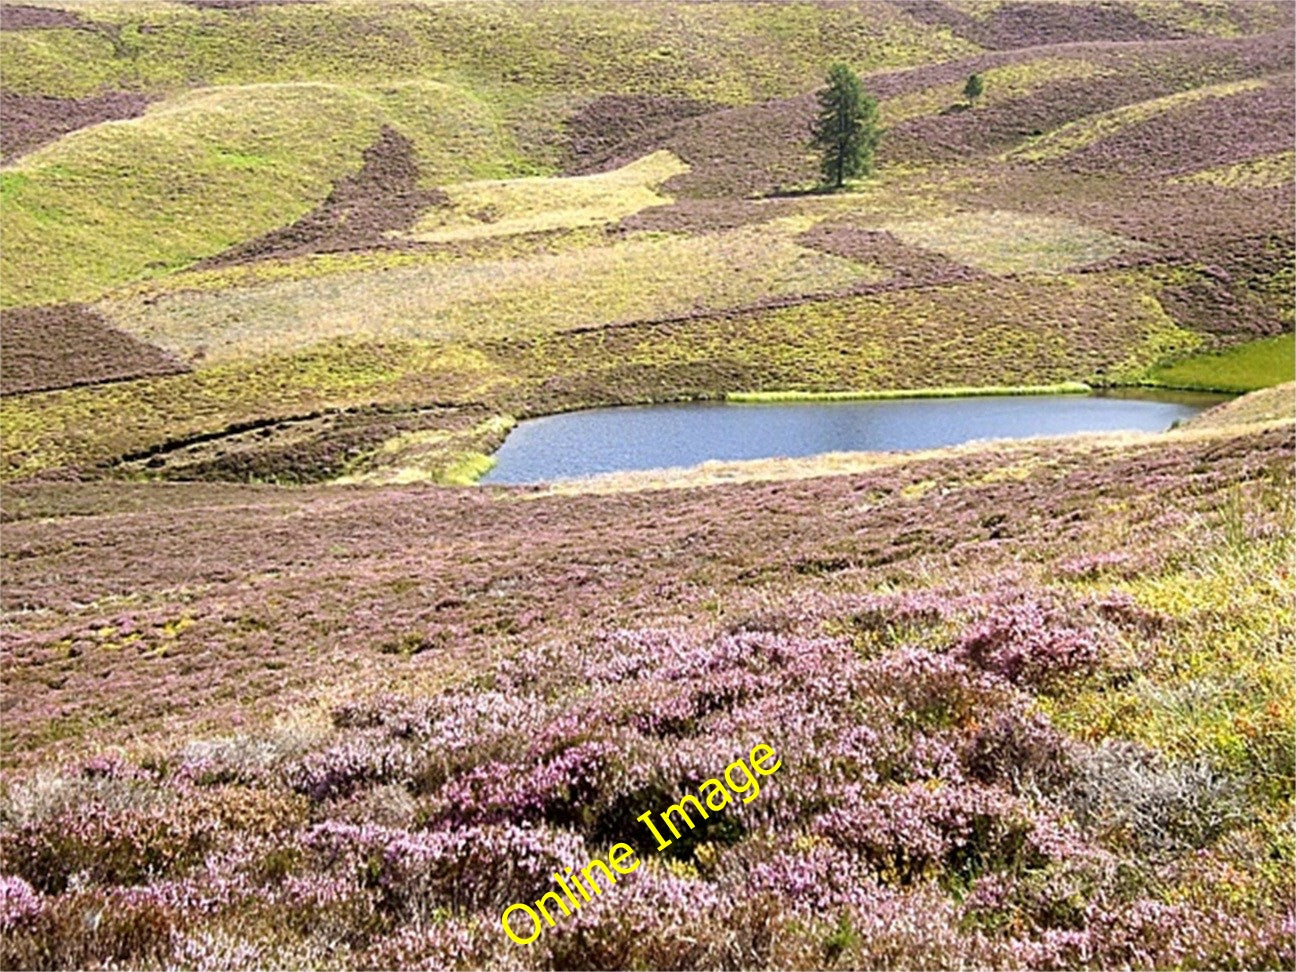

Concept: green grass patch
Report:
left=437, top=453, right=497, bottom=486
left=726, top=382, right=1092, bottom=402
left=1145, top=334, right=1295, bottom=393
left=1050, top=480, right=1295, bottom=801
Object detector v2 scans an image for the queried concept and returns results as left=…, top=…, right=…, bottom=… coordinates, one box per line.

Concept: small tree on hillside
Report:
left=810, top=62, right=882, bottom=190
left=964, top=73, right=984, bottom=106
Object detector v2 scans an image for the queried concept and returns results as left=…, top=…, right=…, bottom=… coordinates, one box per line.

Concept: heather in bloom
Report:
left=1, top=400, right=1292, bottom=970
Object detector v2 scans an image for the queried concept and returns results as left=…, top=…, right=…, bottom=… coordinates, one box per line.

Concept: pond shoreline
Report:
left=478, top=387, right=1228, bottom=485
left=725, top=382, right=1092, bottom=403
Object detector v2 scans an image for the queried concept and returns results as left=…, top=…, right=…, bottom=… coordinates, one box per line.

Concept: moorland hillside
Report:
left=0, top=3, right=1294, bottom=970
left=2, top=0, right=1293, bottom=483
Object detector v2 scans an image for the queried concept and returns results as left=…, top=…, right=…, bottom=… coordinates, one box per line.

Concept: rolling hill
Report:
left=2, top=0, right=1292, bottom=485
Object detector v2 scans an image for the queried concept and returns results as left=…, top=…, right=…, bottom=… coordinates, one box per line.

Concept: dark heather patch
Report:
left=177, top=0, right=322, bottom=9
left=561, top=94, right=718, bottom=174
left=201, top=126, right=448, bottom=268
left=1151, top=232, right=1296, bottom=339
left=881, top=38, right=1294, bottom=166
left=862, top=32, right=1293, bottom=103
left=0, top=304, right=188, bottom=396
left=178, top=0, right=268, bottom=8
left=860, top=30, right=1296, bottom=107
left=847, top=31, right=1292, bottom=168
left=0, top=4, right=87, bottom=29
left=1, top=91, right=155, bottom=161
left=590, top=93, right=819, bottom=199
left=883, top=74, right=1176, bottom=164
left=617, top=197, right=808, bottom=235
left=941, top=159, right=1293, bottom=339
left=796, top=225, right=986, bottom=288
left=1060, top=76, right=1295, bottom=177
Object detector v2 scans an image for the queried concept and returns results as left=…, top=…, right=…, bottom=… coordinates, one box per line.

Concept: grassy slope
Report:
left=3, top=1, right=1289, bottom=305
left=1006, top=77, right=1273, bottom=163
left=97, top=218, right=885, bottom=361
left=0, top=0, right=983, bottom=307
left=1, top=1, right=977, bottom=100
left=0, top=80, right=525, bottom=306
left=0, top=1, right=1291, bottom=488
left=0, top=270, right=1200, bottom=480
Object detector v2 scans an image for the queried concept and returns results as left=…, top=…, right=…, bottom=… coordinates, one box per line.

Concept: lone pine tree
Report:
left=810, top=62, right=881, bottom=189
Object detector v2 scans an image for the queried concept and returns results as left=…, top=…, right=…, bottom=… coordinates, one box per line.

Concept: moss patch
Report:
left=1145, top=334, right=1295, bottom=393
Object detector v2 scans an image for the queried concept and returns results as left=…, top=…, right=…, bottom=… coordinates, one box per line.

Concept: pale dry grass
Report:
left=1185, top=382, right=1295, bottom=429
left=401, top=150, right=689, bottom=241
left=101, top=217, right=884, bottom=362
left=1171, top=150, right=1296, bottom=188
left=883, top=209, right=1141, bottom=274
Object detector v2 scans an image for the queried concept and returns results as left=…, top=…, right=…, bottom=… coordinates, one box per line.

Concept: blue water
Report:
left=479, top=391, right=1223, bottom=485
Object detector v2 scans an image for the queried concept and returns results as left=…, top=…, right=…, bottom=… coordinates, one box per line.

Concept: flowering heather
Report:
left=1, top=418, right=1292, bottom=968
